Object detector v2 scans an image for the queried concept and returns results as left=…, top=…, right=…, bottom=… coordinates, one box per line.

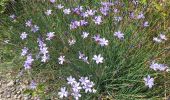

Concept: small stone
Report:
left=17, top=95, right=22, bottom=99
left=7, top=81, right=14, bottom=87
left=17, top=91, right=21, bottom=94
left=6, top=94, right=11, bottom=98
left=14, top=94, right=18, bottom=99
left=11, top=87, right=16, bottom=92
left=0, top=90, right=4, bottom=94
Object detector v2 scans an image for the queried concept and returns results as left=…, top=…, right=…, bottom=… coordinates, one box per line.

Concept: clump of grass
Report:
left=1, top=0, right=170, bottom=99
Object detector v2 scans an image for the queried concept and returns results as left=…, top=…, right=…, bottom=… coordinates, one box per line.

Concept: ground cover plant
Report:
left=0, top=0, right=170, bottom=100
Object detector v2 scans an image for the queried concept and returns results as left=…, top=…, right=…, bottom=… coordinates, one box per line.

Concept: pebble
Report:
left=7, top=81, right=14, bottom=87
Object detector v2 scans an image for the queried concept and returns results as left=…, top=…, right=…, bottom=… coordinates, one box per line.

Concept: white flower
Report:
left=81, top=32, right=89, bottom=39
left=20, top=32, right=28, bottom=40
left=159, top=34, right=167, bottom=41
left=4, top=40, right=10, bottom=43
left=92, top=54, right=104, bottom=64
left=9, top=14, right=16, bottom=19
left=46, top=32, right=55, bottom=40
left=114, top=16, right=122, bottom=22
left=58, top=87, right=68, bottom=98
left=58, top=56, right=65, bottom=65
left=144, top=75, right=154, bottom=88
left=92, top=88, right=97, bottom=93
left=99, top=38, right=109, bottom=46
left=45, top=10, right=52, bottom=16
left=56, top=4, right=64, bottom=9
left=63, top=9, right=71, bottom=14
left=67, top=76, right=76, bottom=85
left=153, top=37, right=162, bottom=43
left=68, top=39, right=76, bottom=46
left=114, top=31, right=124, bottom=39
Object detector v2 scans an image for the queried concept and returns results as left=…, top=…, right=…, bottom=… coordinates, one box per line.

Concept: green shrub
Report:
left=1, top=0, right=170, bottom=100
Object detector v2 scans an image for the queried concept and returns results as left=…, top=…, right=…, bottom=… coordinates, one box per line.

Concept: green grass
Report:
left=0, top=0, right=170, bottom=100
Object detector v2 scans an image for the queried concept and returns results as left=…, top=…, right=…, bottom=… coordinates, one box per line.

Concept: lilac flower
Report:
left=45, top=10, right=52, bottom=16
left=67, top=76, right=76, bottom=85
left=20, top=32, right=28, bottom=40
left=130, top=12, right=135, bottom=19
left=46, top=32, right=55, bottom=40
left=78, top=51, right=85, bottom=59
left=78, top=51, right=89, bottom=64
left=137, top=12, right=145, bottom=19
left=21, top=47, right=28, bottom=56
left=114, top=9, right=119, bottom=13
left=99, top=38, right=109, bottom=46
left=159, top=34, right=167, bottom=41
left=100, top=6, right=109, bottom=16
left=144, top=75, right=154, bottom=88
left=73, top=6, right=83, bottom=15
left=70, top=21, right=78, bottom=29
left=71, top=90, right=81, bottom=100
left=101, top=2, right=114, bottom=6
left=92, top=34, right=101, bottom=42
left=72, top=82, right=82, bottom=92
left=79, top=77, right=89, bottom=86
left=58, top=56, right=65, bottom=65
left=25, top=19, right=32, bottom=27
left=86, top=9, right=96, bottom=16
left=143, top=21, right=149, bottom=27
left=83, top=81, right=95, bottom=93
left=58, top=87, right=68, bottom=98
left=50, top=0, right=55, bottom=3
left=37, top=38, right=49, bottom=62
left=150, top=61, right=168, bottom=71
left=63, top=9, right=71, bottom=14
left=29, top=80, right=37, bottom=89
left=68, top=39, right=76, bottom=46
left=80, top=20, right=88, bottom=26
left=81, top=32, right=89, bottom=39
left=93, top=16, right=102, bottom=25
left=56, top=4, right=64, bottom=9
left=31, top=25, right=39, bottom=33
left=81, top=12, right=89, bottom=18
left=92, top=54, right=104, bottom=64
left=114, top=31, right=124, bottom=39
left=24, top=54, right=34, bottom=70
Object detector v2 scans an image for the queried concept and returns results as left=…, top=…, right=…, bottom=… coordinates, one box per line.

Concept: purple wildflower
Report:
left=24, top=54, right=34, bottom=70
left=21, top=47, right=28, bottom=56
left=144, top=75, right=154, bottom=88
left=31, top=25, right=39, bottom=33
left=93, top=16, right=102, bottom=25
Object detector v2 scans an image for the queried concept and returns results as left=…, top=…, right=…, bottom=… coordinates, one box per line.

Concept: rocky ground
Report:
left=0, top=70, right=39, bottom=100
